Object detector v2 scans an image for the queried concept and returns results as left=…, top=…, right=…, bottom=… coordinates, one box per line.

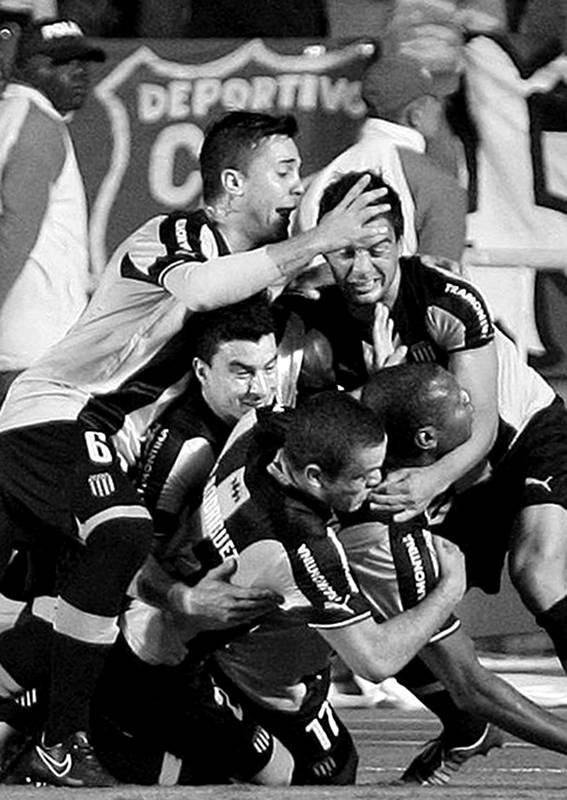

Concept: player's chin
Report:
left=339, top=494, right=366, bottom=513
left=346, top=286, right=382, bottom=305
left=267, top=216, right=291, bottom=242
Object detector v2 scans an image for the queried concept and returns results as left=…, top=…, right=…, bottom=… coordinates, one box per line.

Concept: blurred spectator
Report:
left=513, top=0, right=567, bottom=49
left=0, top=19, right=105, bottom=403
left=57, top=0, right=124, bottom=36
left=298, top=52, right=468, bottom=266
left=327, top=0, right=394, bottom=40
left=0, top=17, right=19, bottom=89
left=0, top=0, right=56, bottom=25
left=135, top=0, right=328, bottom=38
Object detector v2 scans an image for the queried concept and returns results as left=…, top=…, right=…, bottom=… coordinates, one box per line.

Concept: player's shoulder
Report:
left=158, top=208, right=230, bottom=260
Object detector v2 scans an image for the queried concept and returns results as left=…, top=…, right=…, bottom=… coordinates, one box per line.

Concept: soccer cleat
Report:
left=18, top=730, right=119, bottom=787
left=400, top=723, right=505, bottom=786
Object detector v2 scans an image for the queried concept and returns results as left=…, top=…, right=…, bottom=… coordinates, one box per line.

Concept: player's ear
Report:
left=403, top=96, right=427, bottom=132
left=193, top=356, right=208, bottom=385
left=414, top=425, right=438, bottom=451
left=221, top=168, right=245, bottom=197
left=304, top=463, right=325, bottom=490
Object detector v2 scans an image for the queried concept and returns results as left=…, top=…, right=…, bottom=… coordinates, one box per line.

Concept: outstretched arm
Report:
left=163, top=176, right=390, bottom=309
left=319, top=537, right=466, bottom=682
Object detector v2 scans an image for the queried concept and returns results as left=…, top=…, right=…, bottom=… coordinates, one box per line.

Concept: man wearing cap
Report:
left=0, top=18, right=105, bottom=404
left=297, top=52, right=467, bottom=266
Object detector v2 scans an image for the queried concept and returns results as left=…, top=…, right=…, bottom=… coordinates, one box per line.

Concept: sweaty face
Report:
left=240, top=134, right=304, bottom=244
left=325, top=218, right=401, bottom=308
left=27, top=54, right=91, bottom=113
left=196, top=334, right=278, bottom=426
left=319, top=441, right=386, bottom=513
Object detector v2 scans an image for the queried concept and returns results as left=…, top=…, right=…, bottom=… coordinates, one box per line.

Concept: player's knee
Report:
left=251, top=737, right=294, bottom=786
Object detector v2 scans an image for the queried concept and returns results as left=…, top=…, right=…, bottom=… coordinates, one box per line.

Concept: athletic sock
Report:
left=535, top=594, right=567, bottom=671
left=0, top=613, right=52, bottom=688
left=44, top=633, right=111, bottom=746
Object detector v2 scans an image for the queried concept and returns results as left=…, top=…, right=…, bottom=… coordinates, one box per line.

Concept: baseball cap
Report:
left=15, top=19, right=106, bottom=65
left=361, top=53, right=458, bottom=118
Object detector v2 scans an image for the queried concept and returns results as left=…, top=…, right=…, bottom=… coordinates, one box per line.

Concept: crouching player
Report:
left=90, top=391, right=466, bottom=784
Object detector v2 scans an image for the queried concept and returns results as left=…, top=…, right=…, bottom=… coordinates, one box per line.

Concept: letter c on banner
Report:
left=149, top=122, right=204, bottom=206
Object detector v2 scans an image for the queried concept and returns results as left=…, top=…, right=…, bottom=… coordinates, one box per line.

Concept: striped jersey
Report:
left=0, top=209, right=284, bottom=463
left=280, top=256, right=555, bottom=450
left=121, top=407, right=372, bottom=695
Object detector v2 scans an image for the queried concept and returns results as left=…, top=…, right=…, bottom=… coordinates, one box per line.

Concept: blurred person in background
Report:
left=0, top=0, right=56, bottom=26
left=0, top=19, right=105, bottom=404
left=298, top=52, right=468, bottom=270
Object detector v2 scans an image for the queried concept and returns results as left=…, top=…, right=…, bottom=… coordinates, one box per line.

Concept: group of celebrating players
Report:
left=1, top=110, right=567, bottom=788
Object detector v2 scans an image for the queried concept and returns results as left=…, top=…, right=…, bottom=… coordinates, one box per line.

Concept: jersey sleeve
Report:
left=119, top=211, right=284, bottom=311
left=424, top=267, right=495, bottom=353
left=339, top=516, right=461, bottom=643
left=234, top=530, right=372, bottom=630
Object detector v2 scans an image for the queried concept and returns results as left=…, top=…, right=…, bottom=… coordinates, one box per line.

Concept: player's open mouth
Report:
left=351, top=279, right=380, bottom=295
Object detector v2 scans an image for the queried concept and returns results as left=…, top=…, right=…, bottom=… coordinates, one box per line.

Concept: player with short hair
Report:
left=136, top=292, right=279, bottom=537
left=279, top=172, right=567, bottom=779
left=94, top=391, right=465, bottom=786
left=0, top=112, right=388, bottom=787
left=341, top=363, right=567, bottom=784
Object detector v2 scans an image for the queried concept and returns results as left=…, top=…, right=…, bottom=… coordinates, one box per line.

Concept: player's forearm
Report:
left=132, top=554, right=183, bottom=611
left=264, top=226, right=338, bottom=277
left=426, top=417, right=497, bottom=496
left=163, top=247, right=287, bottom=309
left=340, top=574, right=463, bottom=683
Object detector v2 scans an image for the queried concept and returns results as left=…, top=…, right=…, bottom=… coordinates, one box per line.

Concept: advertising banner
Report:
left=71, top=37, right=371, bottom=275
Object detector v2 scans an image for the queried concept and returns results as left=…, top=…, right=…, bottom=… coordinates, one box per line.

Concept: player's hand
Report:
left=431, top=534, right=466, bottom=603
left=168, top=558, right=283, bottom=630
left=362, top=302, right=407, bottom=373
left=368, top=465, right=445, bottom=522
left=317, top=174, right=391, bottom=254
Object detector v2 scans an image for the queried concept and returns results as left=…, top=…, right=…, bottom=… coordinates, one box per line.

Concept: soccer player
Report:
left=342, top=363, right=567, bottom=784
left=277, top=170, right=567, bottom=779
left=89, top=391, right=466, bottom=785
left=131, top=292, right=285, bottom=628
left=0, top=112, right=388, bottom=787
left=280, top=170, right=567, bottom=678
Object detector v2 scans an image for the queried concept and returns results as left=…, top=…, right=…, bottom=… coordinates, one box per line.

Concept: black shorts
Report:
left=0, top=421, right=150, bottom=598
left=91, top=636, right=276, bottom=785
left=437, top=397, right=567, bottom=593
left=211, top=664, right=358, bottom=785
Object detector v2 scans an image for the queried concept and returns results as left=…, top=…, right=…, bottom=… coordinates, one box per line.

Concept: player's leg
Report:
left=342, top=519, right=495, bottom=784
left=3, top=422, right=152, bottom=786
left=42, top=429, right=152, bottom=771
left=91, top=635, right=293, bottom=786
left=213, top=664, right=358, bottom=785
left=504, top=400, right=567, bottom=672
left=0, top=608, right=51, bottom=781
left=509, top=504, right=567, bottom=671
left=421, top=625, right=567, bottom=756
